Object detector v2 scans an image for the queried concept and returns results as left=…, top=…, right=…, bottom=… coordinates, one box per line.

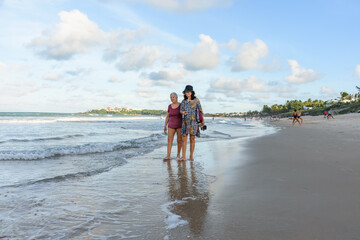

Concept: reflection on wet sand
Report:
left=166, top=161, right=210, bottom=236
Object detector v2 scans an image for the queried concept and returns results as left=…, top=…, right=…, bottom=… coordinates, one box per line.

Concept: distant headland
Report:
left=84, top=107, right=167, bottom=116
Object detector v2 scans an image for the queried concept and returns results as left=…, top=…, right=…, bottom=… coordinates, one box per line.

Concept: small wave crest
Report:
left=0, top=133, right=164, bottom=161
left=0, top=134, right=86, bottom=144
left=0, top=116, right=158, bottom=124
left=211, top=130, right=232, bottom=137
left=0, top=158, right=127, bottom=189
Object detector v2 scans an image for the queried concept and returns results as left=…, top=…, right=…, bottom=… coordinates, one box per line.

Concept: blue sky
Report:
left=0, top=0, right=359, bottom=113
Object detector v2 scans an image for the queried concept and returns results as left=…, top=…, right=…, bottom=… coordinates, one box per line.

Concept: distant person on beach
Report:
left=179, top=85, right=204, bottom=161
left=297, top=108, right=303, bottom=124
left=292, top=109, right=301, bottom=127
left=327, top=110, right=335, bottom=119
left=163, top=92, right=182, bottom=160
left=324, top=110, right=327, bottom=118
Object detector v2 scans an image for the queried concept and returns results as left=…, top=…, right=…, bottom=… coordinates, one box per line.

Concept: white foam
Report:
left=161, top=197, right=196, bottom=230
left=0, top=133, right=164, bottom=160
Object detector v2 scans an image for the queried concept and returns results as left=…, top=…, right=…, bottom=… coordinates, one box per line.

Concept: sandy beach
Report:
left=192, top=113, right=360, bottom=239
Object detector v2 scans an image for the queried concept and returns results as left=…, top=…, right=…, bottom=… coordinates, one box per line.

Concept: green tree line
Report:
left=86, top=109, right=167, bottom=115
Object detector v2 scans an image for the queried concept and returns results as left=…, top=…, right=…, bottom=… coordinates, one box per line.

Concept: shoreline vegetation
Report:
left=85, top=108, right=167, bottom=116
left=84, top=89, right=360, bottom=118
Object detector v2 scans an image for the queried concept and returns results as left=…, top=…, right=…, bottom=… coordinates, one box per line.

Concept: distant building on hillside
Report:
left=303, top=106, right=313, bottom=110
left=341, top=99, right=356, bottom=103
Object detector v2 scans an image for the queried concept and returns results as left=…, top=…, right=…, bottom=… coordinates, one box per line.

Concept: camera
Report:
left=200, top=125, right=207, bottom=131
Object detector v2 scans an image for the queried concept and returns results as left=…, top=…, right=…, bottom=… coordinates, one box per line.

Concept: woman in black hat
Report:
left=178, top=85, right=204, bottom=161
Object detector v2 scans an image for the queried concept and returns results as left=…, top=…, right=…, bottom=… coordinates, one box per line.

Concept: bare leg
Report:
left=189, top=135, right=195, bottom=161
left=179, top=135, right=187, bottom=161
left=292, top=118, right=296, bottom=127
left=296, top=118, right=301, bottom=126
left=176, top=128, right=182, bottom=158
left=164, top=128, right=175, bottom=160
left=300, top=117, right=303, bottom=125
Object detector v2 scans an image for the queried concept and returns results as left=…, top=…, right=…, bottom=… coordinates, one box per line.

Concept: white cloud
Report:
left=0, top=61, right=5, bottom=70
left=222, top=38, right=238, bottom=51
left=209, top=76, right=296, bottom=97
left=321, top=86, right=334, bottom=94
left=29, top=10, right=103, bottom=60
left=42, top=82, right=53, bottom=88
left=43, top=73, right=60, bottom=81
left=356, top=64, right=360, bottom=79
left=148, top=64, right=187, bottom=81
left=138, top=77, right=175, bottom=87
left=96, top=90, right=117, bottom=98
left=229, top=39, right=271, bottom=71
left=278, top=93, right=293, bottom=98
left=179, top=34, right=220, bottom=71
left=103, top=27, right=150, bottom=62
left=113, top=0, right=231, bottom=12
left=66, top=67, right=93, bottom=76
left=210, top=76, right=270, bottom=96
left=116, top=45, right=163, bottom=71
left=320, top=86, right=337, bottom=98
left=251, top=93, right=270, bottom=99
left=108, top=76, right=125, bottom=83
left=136, top=87, right=156, bottom=98
left=285, top=60, right=322, bottom=84
left=1, top=81, right=40, bottom=97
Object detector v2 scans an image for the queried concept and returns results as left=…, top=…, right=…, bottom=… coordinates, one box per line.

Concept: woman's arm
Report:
left=197, top=101, right=204, bottom=124
left=164, top=105, right=170, bottom=133
left=164, top=113, right=169, bottom=133
left=180, top=101, right=187, bottom=116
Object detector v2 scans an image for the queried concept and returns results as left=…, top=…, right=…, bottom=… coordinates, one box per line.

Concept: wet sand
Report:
left=197, top=113, right=360, bottom=239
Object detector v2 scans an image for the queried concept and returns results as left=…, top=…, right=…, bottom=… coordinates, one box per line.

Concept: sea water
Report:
left=0, top=113, right=275, bottom=239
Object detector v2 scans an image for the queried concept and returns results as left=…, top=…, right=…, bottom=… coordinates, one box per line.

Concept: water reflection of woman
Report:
left=165, top=161, right=210, bottom=236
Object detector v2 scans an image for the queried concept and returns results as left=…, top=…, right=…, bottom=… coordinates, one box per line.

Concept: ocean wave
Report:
left=0, top=133, right=165, bottom=161
left=211, top=130, right=232, bottom=137
left=0, top=116, right=159, bottom=124
left=0, top=159, right=127, bottom=189
left=0, top=134, right=86, bottom=144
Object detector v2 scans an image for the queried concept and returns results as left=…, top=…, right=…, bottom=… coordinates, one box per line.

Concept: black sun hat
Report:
left=182, top=85, right=193, bottom=93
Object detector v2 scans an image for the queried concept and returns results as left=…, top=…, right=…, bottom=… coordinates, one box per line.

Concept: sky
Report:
left=0, top=0, right=359, bottom=113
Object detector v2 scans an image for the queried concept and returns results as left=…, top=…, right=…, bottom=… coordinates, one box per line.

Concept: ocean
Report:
left=0, top=113, right=276, bottom=239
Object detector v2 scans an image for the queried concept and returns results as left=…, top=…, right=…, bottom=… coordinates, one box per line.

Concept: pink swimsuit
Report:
left=168, top=104, right=182, bottom=129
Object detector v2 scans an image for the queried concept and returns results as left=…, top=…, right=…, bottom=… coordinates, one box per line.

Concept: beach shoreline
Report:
left=194, top=113, right=360, bottom=239
left=2, top=114, right=360, bottom=239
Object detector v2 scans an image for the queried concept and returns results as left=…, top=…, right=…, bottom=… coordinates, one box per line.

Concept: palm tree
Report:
left=340, top=92, right=349, bottom=101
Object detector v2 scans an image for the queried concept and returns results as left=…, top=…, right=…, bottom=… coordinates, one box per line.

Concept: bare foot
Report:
left=189, top=156, right=194, bottom=161
left=163, top=156, right=170, bottom=161
left=178, top=157, right=186, bottom=161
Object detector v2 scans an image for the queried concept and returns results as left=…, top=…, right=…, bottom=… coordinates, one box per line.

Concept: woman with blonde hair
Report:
left=163, top=92, right=182, bottom=160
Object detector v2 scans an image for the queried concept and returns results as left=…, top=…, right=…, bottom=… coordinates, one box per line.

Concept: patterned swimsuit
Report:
left=180, top=99, right=203, bottom=137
